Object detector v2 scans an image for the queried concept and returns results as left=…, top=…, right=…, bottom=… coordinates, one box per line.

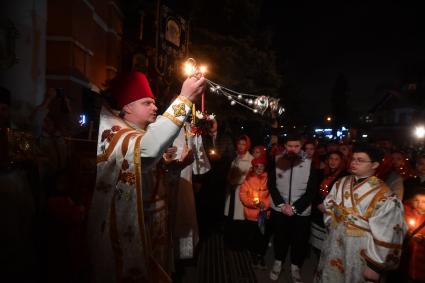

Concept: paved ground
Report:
left=180, top=235, right=319, bottom=283
left=254, top=242, right=319, bottom=283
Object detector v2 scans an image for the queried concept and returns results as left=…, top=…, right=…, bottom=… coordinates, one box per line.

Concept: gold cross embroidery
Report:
left=172, top=103, right=187, bottom=117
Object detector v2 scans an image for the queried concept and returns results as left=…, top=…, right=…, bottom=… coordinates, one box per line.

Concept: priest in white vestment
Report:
left=88, top=71, right=205, bottom=283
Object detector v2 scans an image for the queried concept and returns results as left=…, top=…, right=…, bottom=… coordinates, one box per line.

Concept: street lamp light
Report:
left=414, top=125, right=425, bottom=139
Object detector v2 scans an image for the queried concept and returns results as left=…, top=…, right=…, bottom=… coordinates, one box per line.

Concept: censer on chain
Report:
left=183, top=58, right=285, bottom=117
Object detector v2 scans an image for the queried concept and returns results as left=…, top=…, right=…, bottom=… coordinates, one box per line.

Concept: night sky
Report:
left=263, top=1, right=425, bottom=124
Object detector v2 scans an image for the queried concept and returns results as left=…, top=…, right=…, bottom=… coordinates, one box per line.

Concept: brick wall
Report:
left=46, top=0, right=123, bottom=136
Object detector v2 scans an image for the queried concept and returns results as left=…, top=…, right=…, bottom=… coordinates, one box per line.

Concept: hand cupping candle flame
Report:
left=182, top=58, right=285, bottom=116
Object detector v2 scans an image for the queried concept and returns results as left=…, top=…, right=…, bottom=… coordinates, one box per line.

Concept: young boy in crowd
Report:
left=315, top=144, right=406, bottom=283
left=239, top=157, right=270, bottom=269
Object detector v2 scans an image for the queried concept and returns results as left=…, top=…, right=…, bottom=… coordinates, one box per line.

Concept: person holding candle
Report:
left=239, top=156, right=270, bottom=269
left=88, top=71, right=205, bottom=283
left=402, top=188, right=425, bottom=283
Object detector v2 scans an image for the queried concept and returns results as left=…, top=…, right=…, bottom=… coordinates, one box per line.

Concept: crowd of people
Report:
left=222, top=133, right=425, bottom=283
left=2, top=70, right=425, bottom=283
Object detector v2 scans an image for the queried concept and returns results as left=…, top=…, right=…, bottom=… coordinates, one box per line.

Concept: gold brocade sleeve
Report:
left=363, top=193, right=407, bottom=272
left=163, top=96, right=192, bottom=127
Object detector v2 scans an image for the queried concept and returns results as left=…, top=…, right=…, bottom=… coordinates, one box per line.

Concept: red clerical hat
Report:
left=110, top=71, right=155, bottom=109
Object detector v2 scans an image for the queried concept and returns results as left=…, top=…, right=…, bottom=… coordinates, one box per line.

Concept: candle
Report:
left=199, top=65, right=207, bottom=74
left=192, top=104, right=196, bottom=125
left=201, top=94, right=205, bottom=112
left=409, top=218, right=416, bottom=227
left=253, top=197, right=260, bottom=205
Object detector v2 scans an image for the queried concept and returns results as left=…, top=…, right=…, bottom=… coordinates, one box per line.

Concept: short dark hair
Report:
left=285, top=133, right=302, bottom=143
left=352, top=143, right=384, bottom=163
left=411, top=187, right=425, bottom=198
left=327, top=150, right=344, bottom=160
left=304, top=139, right=315, bottom=146
left=391, top=150, right=406, bottom=155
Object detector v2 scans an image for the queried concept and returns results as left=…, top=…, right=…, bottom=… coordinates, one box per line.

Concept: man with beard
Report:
left=268, top=134, right=318, bottom=283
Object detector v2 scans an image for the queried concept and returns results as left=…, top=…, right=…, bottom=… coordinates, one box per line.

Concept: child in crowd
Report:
left=239, top=157, right=270, bottom=269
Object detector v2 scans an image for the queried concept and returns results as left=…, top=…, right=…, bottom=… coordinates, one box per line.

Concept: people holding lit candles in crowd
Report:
left=223, top=135, right=254, bottom=250
left=314, top=143, right=406, bottom=283
left=239, top=156, right=270, bottom=269
left=310, top=151, right=348, bottom=257
left=402, top=188, right=425, bottom=283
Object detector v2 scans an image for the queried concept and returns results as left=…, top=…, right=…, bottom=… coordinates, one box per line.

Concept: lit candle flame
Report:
left=253, top=197, right=260, bottom=205
left=409, top=218, right=416, bottom=227
left=199, top=65, right=207, bottom=74
left=209, top=149, right=216, bottom=156
left=183, top=58, right=207, bottom=77
left=184, top=62, right=197, bottom=76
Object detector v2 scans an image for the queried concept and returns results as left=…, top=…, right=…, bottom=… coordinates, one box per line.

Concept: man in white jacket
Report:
left=268, top=134, right=318, bottom=283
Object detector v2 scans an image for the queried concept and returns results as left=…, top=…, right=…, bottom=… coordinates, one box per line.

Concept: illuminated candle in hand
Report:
left=253, top=197, right=260, bottom=205
left=409, top=218, right=416, bottom=228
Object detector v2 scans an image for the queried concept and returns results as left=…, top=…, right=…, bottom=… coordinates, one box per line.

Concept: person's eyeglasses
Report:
left=351, top=158, right=373, bottom=164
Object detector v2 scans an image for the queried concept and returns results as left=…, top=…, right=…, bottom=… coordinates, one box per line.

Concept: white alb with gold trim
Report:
left=88, top=96, right=193, bottom=283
